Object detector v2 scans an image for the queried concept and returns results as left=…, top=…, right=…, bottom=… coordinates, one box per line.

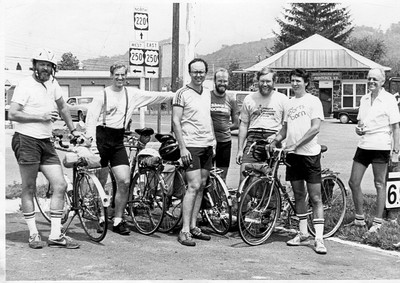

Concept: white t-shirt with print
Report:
left=11, top=76, right=62, bottom=139
left=285, top=93, right=324, bottom=156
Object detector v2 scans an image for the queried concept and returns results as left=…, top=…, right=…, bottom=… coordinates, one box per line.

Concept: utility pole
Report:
left=171, top=3, right=180, bottom=92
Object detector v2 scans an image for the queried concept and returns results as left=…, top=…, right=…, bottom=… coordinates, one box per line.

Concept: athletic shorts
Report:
left=11, top=132, right=61, bottom=165
left=186, top=146, right=213, bottom=172
left=242, top=129, right=275, bottom=163
left=214, top=140, right=232, bottom=168
left=285, top=153, right=322, bottom=184
left=353, top=147, right=390, bottom=167
left=96, top=126, right=129, bottom=167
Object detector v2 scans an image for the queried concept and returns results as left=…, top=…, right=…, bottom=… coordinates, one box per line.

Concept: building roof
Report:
left=244, top=34, right=390, bottom=72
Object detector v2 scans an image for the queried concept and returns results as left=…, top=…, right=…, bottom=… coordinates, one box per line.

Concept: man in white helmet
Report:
left=9, top=48, right=83, bottom=249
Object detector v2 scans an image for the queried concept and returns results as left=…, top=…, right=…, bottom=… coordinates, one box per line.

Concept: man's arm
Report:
left=230, top=111, right=239, bottom=131
left=236, top=120, right=248, bottom=165
left=391, top=122, right=400, bottom=162
left=56, top=97, right=76, bottom=133
left=131, top=90, right=174, bottom=109
left=85, top=97, right=103, bottom=141
left=172, top=105, right=191, bottom=168
left=8, top=102, right=57, bottom=123
left=285, top=118, right=321, bottom=152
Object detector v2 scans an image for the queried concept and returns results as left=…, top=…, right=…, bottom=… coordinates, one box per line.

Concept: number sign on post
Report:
left=129, top=41, right=159, bottom=78
left=134, top=7, right=148, bottom=41
left=386, top=172, right=400, bottom=208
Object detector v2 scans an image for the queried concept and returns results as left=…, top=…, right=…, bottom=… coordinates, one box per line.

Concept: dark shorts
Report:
left=186, top=146, right=213, bottom=172
left=353, top=147, right=390, bottom=167
left=285, top=153, right=322, bottom=184
left=96, top=126, right=129, bottom=168
left=242, top=129, right=276, bottom=163
left=11, top=132, right=61, bottom=165
left=213, top=140, right=232, bottom=168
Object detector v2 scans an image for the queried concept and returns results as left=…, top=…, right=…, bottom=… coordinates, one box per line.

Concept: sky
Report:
left=2, top=0, right=400, bottom=70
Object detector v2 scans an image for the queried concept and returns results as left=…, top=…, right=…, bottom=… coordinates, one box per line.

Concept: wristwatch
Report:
left=394, top=149, right=399, bottom=154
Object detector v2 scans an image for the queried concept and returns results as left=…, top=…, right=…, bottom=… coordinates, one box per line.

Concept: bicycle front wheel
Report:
left=238, top=178, right=281, bottom=246
left=128, top=169, right=166, bottom=235
left=76, top=172, right=108, bottom=242
left=159, top=169, right=185, bottom=233
left=307, top=175, right=347, bottom=238
left=34, top=173, right=71, bottom=224
left=202, top=172, right=232, bottom=235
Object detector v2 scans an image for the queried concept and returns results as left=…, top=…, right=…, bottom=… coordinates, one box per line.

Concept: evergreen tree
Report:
left=270, top=3, right=354, bottom=54
left=58, top=52, right=80, bottom=70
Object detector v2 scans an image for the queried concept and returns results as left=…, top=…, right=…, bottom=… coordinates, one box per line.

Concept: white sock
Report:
left=23, top=212, right=38, bottom=236
left=49, top=210, right=63, bottom=239
left=114, top=217, right=122, bottom=226
left=313, top=218, right=325, bottom=239
left=298, top=213, right=308, bottom=235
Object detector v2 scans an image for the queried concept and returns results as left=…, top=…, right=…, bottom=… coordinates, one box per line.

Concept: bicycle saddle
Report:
left=135, top=127, right=154, bottom=136
left=155, top=133, right=176, bottom=143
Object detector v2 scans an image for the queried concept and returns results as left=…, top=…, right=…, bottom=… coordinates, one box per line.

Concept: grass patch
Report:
left=6, top=181, right=49, bottom=199
left=337, top=194, right=400, bottom=251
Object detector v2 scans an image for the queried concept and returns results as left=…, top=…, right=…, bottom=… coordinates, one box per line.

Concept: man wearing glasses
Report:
left=173, top=58, right=215, bottom=246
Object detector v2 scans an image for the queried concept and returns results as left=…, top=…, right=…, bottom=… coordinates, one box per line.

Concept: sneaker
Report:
left=178, top=230, right=196, bottom=246
left=314, top=238, right=327, bottom=254
left=344, top=220, right=368, bottom=229
left=28, top=233, right=46, bottom=249
left=113, top=220, right=130, bottom=235
left=190, top=227, right=211, bottom=241
left=368, top=224, right=381, bottom=234
left=287, top=232, right=311, bottom=246
left=47, top=235, right=80, bottom=249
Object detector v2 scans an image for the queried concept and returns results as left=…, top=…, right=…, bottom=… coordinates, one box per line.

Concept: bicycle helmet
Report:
left=159, top=142, right=181, bottom=161
left=32, top=48, right=57, bottom=65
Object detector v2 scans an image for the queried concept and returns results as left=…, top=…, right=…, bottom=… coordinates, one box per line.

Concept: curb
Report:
left=327, top=237, right=400, bottom=257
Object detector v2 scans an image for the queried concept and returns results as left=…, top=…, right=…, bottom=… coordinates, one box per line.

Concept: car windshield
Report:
left=78, top=98, right=93, bottom=104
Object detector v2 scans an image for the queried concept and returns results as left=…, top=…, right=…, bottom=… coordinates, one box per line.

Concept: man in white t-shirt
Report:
left=85, top=62, right=173, bottom=235
left=347, top=68, right=400, bottom=233
left=270, top=68, right=327, bottom=255
left=236, top=67, right=288, bottom=185
left=9, top=48, right=82, bottom=249
left=173, top=58, right=215, bottom=246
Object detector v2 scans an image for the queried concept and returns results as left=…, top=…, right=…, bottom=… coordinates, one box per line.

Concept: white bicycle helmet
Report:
left=32, top=48, right=57, bottom=65
left=137, top=148, right=161, bottom=159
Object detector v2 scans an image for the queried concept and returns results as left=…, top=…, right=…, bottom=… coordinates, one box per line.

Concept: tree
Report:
left=345, top=36, right=386, bottom=62
left=227, top=60, right=242, bottom=90
left=58, top=52, right=80, bottom=70
left=270, top=3, right=354, bottom=54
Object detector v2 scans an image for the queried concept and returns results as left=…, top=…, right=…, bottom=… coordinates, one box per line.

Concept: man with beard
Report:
left=85, top=62, right=173, bottom=236
left=9, top=48, right=83, bottom=249
left=347, top=68, right=400, bottom=233
left=173, top=58, right=215, bottom=246
left=236, top=67, right=288, bottom=185
left=210, top=68, right=239, bottom=181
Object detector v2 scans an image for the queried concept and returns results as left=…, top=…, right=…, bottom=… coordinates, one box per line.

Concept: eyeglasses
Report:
left=190, top=71, right=206, bottom=75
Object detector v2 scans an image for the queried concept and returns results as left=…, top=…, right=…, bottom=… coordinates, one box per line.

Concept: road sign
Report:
left=386, top=172, right=400, bottom=208
left=130, top=66, right=144, bottom=77
left=145, top=67, right=159, bottom=78
left=134, top=7, right=148, bottom=41
left=129, top=41, right=159, bottom=77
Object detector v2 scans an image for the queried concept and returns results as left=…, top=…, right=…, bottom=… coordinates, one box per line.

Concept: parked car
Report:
left=332, top=107, right=358, bottom=124
left=66, top=96, right=94, bottom=122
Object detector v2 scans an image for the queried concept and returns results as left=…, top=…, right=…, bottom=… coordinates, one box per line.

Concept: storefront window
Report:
left=342, top=82, right=366, bottom=107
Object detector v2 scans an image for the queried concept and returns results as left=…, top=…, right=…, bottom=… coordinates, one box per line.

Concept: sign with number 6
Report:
left=386, top=172, right=400, bottom=208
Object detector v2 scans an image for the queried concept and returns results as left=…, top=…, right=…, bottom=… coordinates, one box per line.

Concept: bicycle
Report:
left=155, top=134, right=233, bottom=235
left=106, top=127, right=167, bottom=235
left=34, top=133, right=110, bottom=242
left=237, top=143, right=347, bottom=246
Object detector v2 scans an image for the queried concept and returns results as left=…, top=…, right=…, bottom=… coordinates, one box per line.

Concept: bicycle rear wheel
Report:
left=307, top=175, right=347, bottom=238
left=202, top=172, right=232, bottom=235
left=159, top=169, right=184, bottom=233
left=34, top=173, right=71, bottom=224
left=238, top=178, right=281, bottom=246
left=76, top=172, right=108, bottom=242
left=128, top=169, right=166, bottom=235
